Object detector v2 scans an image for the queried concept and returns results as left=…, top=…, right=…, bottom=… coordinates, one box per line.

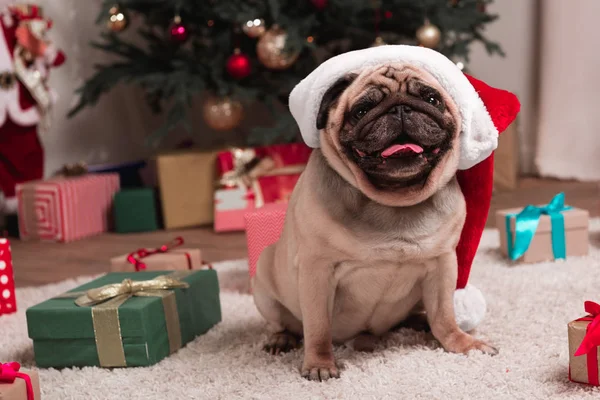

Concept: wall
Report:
left=39, top=1, right=538, bottom=176
left=468, top=0, right=538, bottom=174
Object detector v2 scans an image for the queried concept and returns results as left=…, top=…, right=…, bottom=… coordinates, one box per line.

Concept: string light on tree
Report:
left=107, top=4, right=128, bottom=32
left=169, top=14, right=189, bottom=43
left=256, top=26, right=299, bottom=70
left=416, top=19, right=441, bottom=48
left=371, top=36, right=386, bottom=47
left=242, top=18, right=266, bottom=38
left=202, top=96, right=244, bottom=131
left=226, top=49, right=252, bottom=79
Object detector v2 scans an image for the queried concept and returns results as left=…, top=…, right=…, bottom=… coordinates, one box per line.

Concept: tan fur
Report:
left=252, top=64, right=496, bottom=382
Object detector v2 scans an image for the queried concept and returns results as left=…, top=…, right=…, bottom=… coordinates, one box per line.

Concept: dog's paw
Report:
left=441, top=332, right=498, bottom=356
left=301, top=362, right=340, bottom=382
left=263, top=331, right=301, bottom=355
left=465, top=339, right=498, bottom=356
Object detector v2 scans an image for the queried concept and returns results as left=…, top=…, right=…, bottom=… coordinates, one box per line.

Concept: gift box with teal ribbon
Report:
left=496, top=193, right=589, bottom=263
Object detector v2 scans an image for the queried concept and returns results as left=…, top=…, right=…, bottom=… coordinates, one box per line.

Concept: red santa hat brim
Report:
left=289, top=45, right=500, bottom=170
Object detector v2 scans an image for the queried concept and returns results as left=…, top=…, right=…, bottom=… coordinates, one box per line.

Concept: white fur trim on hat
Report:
left=288, top=45, right=498, bottom=170
left=454, top=284, right=486, bottom=332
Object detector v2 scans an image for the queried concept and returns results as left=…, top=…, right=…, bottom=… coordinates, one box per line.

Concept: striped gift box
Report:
left=16, top=174, right=120, bottom=243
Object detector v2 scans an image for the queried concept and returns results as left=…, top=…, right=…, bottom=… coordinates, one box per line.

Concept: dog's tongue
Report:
left=381, top=143, right=424, bottom=157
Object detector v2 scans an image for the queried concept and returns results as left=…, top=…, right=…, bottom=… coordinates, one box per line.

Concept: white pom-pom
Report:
left=454, top=284, right=486, bottom=332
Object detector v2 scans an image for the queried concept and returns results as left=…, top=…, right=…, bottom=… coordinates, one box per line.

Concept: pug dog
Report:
left=252, top=62, right=498, bottom=382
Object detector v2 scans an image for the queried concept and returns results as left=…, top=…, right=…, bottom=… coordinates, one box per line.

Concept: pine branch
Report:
left=72, top=0, right=506, bottom=147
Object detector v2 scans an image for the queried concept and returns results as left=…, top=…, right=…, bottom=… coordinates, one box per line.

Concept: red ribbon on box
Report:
left=0, top=362, right=34, bottom=400
left=574, top=301, right=600, bottom=385
left=126, top=237, right=212, bottom=271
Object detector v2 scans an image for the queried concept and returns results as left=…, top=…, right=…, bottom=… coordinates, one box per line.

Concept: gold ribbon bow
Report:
left=56, top=272, right=191, bottom=368
left=218, top=147, right=305, bottom=208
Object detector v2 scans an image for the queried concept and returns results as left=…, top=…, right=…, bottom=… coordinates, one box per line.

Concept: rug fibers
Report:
left=2, top=222, right=600, bottom=400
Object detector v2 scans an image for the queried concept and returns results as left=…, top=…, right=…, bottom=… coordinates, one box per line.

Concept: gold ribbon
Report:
left=218, top=147, right=306, bottom=208
left=55, top=273, right=190, bottom=368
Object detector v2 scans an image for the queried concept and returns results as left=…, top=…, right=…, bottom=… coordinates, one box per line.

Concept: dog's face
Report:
left=316, top=64, right=462, bottom=207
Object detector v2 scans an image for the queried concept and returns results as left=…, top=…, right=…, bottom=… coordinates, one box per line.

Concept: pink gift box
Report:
left=244, top=202, right=287, bottom=278
left=16, top=174, right=120, bottom=243
left=214, top=187, right=256, bottom=232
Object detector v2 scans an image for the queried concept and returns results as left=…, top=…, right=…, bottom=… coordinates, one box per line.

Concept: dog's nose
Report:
left=390, top=105, right=412, bottom=114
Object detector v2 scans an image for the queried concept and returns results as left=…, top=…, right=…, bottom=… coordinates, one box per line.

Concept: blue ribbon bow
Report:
left=505, top=192, right=571, bottom=261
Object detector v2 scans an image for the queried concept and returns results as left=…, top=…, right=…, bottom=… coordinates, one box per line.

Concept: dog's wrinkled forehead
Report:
left=316, top=64, right=452, bottom=130
left=344, top=64, right=446, bottom=104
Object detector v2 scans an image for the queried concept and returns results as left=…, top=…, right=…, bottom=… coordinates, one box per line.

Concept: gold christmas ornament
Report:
left=256, top=26, right=300, bottom=70
left=107, top=5, right=128, bottom=32
left=242, top=18, right=266, bottom=38
left=202, top=96, right=244, bottom=131
left=371, top=36, right=386, bottom=47
left=416, top=20, right=441, bottom=48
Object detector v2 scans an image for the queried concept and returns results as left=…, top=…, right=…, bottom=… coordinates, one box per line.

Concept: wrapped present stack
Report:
left=0, top=238, right=16, bottom=315
left=496, top=193, right=589, bottom=263
left=110, top=237, right=209, bottom=272
left=26, top=269, right=221, bottom=368
left=16, top=174, right=120, bottom=242
left=0, top=362, right=41, bottom=400
left=214, top=144, right=311, bottom=232
left=568, top=301, right=600, bottom=386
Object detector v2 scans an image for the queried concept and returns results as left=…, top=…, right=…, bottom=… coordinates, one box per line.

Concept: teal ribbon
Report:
left=505, top=192, right=571, bottom=261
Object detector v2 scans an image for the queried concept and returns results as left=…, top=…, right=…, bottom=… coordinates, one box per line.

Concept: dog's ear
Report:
left=316, top=74, right=357, bottom=130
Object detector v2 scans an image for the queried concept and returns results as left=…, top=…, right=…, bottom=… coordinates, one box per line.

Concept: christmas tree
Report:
left=69, top=0, right=502, bottom=147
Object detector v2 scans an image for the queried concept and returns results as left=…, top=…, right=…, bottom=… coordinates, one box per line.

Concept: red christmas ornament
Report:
left=226, top=50, right=252, bottom=79
left=169, top=15, right=189, bottom=43
left=384, top=10, right=393, bottom=19
left=310, top=0, right=327, bottom=11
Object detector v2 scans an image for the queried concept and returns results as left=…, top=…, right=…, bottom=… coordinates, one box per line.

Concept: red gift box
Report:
left=214, top=144, right=310, bottom=233
left=244, top=202, right=287, bottom=278
left=0, top=238, right=16, bottom=315
left=16, top=174, right=120, bottom=242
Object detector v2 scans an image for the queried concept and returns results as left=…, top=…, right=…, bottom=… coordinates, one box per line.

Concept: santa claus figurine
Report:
left=0, top=3, right=65, bottom=215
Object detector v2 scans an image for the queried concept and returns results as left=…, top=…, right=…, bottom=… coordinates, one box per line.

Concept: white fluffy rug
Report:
left=3, top=223, right=600, bottom=400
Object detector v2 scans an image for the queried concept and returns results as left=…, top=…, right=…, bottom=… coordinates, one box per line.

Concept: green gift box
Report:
left=26, top=270, right=221, bottom=368
left=113, top=188, right=161, bottom=233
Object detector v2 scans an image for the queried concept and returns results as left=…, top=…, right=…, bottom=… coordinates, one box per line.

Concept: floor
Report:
left=11, top=178, right=600, bottom=287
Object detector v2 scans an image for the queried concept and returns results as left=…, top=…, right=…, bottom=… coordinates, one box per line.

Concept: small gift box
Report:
left=0, top=238, right=16, bottom=315
left=0, top=363, right=41, bottom=400
left=110, top=237, right=207, bottom=272
left=496, top=193, right=589, bottom=263
left=156, top=149, right=219, bottom=229
left=244, top=202, right=287, bottom=278
left=113, top=188, right=161, bottom=233
left=568, top=301, right=600, bottom=386
left=16, top=174, right=120, bottom=242
left=26, top=269, right=221, bottom=368
left=214, top=144, right=310, bottom=233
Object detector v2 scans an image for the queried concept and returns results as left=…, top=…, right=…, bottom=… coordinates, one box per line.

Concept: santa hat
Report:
left=289, top=45, right=520, bottom=331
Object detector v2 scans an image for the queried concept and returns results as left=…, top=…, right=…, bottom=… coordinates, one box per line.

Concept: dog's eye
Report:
left=351, top=107, right=370, bottom=122
left=427, top=95, right=440, bottom=107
